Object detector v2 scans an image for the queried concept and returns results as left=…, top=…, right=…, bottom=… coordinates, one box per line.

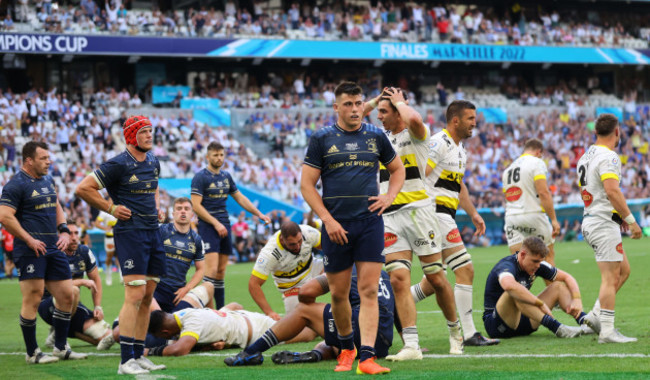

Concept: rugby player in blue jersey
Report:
left=483, top=236, right=588, bottom=340
left=39, top=221, right=115, bottom=350
left=0, top=141, right=87, bottom=364
left=225, top=266, right=394, bottom=368
left=300, top=81, right=405, bottom=375
left=191, top=142, right=270, bottom=310
left=152, top=196, right=213, bottom=313
left=76, top=116, right=166, bottom=375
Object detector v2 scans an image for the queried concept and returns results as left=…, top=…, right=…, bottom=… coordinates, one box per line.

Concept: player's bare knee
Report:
left=425, top=271, right=449, bottom=290
left=330, top=290, right=348, bottom=305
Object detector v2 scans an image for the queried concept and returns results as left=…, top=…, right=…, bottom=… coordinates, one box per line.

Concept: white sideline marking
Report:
left=1, top=352, right=649, bottom=358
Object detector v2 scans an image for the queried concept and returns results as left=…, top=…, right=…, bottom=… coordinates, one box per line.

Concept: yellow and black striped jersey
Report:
left=379, top=127, right=430, bottom=214
left=425, top=129, right=466, bottom=218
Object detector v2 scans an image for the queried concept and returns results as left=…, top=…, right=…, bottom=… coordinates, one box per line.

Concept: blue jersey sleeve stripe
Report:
left=303, top=161, right=322, bottom=169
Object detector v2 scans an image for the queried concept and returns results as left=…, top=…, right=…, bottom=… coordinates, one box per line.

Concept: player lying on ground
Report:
left=224, top=266, right=395, bottom=375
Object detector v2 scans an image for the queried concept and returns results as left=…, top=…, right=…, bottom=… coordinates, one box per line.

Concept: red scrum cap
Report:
left=123, top=115, right=152, bottom=147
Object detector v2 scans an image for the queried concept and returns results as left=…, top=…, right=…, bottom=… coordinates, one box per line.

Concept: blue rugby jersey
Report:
left=0, top=171, right=59, bottom=257
left=67, top=244, right=97, bottom=279
left=93, top=150, right=161, bottom=232
left=190, top=168, right=238, bottom=224
left=303, top=123, right=396, bottom=221
left=158, top=223, right=204, bottom=291
left=483, top=254, right=557, bottom=315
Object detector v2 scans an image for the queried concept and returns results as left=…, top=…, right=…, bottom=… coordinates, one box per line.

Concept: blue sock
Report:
left=337, top=332, right=355, bottom=351
left=541, top=314, right=561, bottom=334
left=245, top=329, right=278, bottom=354
left=19, top=315, right=38, bottom=357
left=120, top=335, right=135, bottom=364
left=575, top=311, right=587, bottom=325
left=359, top=345, right=375, bottom=362
left=133, top=339, right=145, bottom=359
left=214, top=279, right=225, bottom=309
left=52, top=308, right=71, bottom=350
left=145, top=333, right=168, bottom=348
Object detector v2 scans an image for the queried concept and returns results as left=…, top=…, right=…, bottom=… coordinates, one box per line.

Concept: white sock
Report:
left=447, top=319, right=462, bottom=339
left=106, top=267, right=113, bottom=281
left=455, top=284, right=476, bottom=339
left=411, top=283, right=427, bottom=304
left=600, top=309, right=614, bottom=335
left=592, top=299, right=601, bottom=316
left=402, top=326, right=419, bottom=349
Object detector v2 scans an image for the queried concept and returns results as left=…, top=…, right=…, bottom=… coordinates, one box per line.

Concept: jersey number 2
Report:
left=578, top=165, right=587, bottom=186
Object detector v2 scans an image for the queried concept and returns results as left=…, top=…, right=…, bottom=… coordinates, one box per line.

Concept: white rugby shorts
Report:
left=504, top=213, right=555, bottom=247
left=582, top=217, right=624, bottom=262
left=383, top=206, right=442, bottom=257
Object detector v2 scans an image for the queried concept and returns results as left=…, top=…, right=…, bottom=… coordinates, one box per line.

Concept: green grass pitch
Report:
left=0, top=239, right=649, bottom=379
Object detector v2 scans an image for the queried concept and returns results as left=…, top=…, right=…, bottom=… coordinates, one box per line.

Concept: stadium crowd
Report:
left=1, top=1, right=647, bottom=48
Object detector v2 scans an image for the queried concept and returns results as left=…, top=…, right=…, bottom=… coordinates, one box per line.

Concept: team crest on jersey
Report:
left=505, top=187, right=523, bottom=202
left=384, top=233, right=398, bottom=248
left=345, top=143, right=359, bottom=151
left=188, top=242, right=195, bottom=252
left=428, top=230, right=435, bottom=240
left=224, top=179, right=229, bottom=186
left=446, top=229, right=462, bottom=243
left=327, top=145, right=339, bottom=154
left=124, top=259, right=135, bottom=269
left=581, top=189, right=593, bottom=207
left=366, top=139, right=377, bottom=153
left=616, top=243, right=624, bottom=254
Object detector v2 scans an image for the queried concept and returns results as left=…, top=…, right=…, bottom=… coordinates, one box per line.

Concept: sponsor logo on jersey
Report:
left=31, top=190, right=39, bottom=197
left=581, top=189, right=593, bottom=207
left=327, top=145, right=339, bottom=154
left=616, top=243, right=624, bottom=254
left=505, top=187, right=523, bottom=202
left=163, top=239, right=172, bottom=246
left=209, top=183, right=217, bottom=189
left=41, top=187, right=50, bottom=194
left=129, top=175, right=139, bottom=183
left=384, top=233, right=398, bottom=248
left=413, top=238, right=429, bottom=247
left=446, top=229, right=462, bottom=243
left=345, top=142, right=359, bottom=151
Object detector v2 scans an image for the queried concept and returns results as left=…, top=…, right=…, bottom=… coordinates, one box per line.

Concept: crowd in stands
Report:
left=1, top=1, right=648, bottom=48
left=1, top=83, right=650, bottom=256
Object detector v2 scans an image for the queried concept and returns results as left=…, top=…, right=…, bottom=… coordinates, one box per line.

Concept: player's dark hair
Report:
left=148, top=310, right=167, bottom=335
left=379, top=88, right=409, bottom=112
left=173, top=197, right=192, bottom=207
left=207, top=142, right=225, bottom=152
left=280, top=221, right=301, bottom=238
left=334, top=81, right=362, bottom=98
left=523, top=138, right=544, bottom=152
left=445, top=100, right=476, bottom=124
left=522, top=236, right=548, bottom=258
left=595, top=114, right=619, bottom=136
left=22, top=141, right=48, bottom=160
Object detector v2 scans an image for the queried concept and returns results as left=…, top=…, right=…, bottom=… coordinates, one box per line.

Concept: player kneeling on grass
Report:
left=39, top=222, right=115, bottom=351
left=224, top=266, right=394, bottom=376
left=482, top=236, right=591, bottom=339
